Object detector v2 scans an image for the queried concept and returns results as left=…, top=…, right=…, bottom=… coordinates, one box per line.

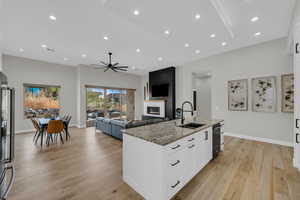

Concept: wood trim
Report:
left=23, top=83, right=61, bottom=88
left=144, top=100, right=165, bottom=102
left=85, top=85, right=136, bottom=91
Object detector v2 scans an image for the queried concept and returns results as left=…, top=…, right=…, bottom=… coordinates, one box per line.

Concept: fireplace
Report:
left=144, top=100, right=165, bottom=118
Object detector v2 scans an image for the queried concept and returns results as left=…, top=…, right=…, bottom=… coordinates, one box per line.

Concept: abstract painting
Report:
left=252, top=76, right=277, bottom=112
left=281, top=74, right=294, bottom=113
left=228, top=79, right=248, bottom=111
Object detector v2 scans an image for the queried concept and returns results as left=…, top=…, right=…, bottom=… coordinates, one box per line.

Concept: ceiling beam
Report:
left=210, top=0, right=235, bottom=39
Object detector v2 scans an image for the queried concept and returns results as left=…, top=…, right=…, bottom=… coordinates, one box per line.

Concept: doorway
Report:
left=192, top=72, right=212, bottom=121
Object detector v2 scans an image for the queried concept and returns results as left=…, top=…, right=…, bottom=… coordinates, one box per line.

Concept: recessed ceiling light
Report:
left=49, top=15, right=57, bottom=21
left=132, top=66, right=136, bottom=70
left=184, top=43, right=190, bottom=48
left=251, top=16, right=259, bottom=22
left=210, top=34, right=216, bottom=38
left=158, top=57, right=163, bottom=61
left=222, top=42, right=227, bottom=46
left=195, top=14, right=201, bottom=20
left=41, top=44, right=47, bottom=48
left=164, top=30, right=170, bottom=35
left=195, top=50, right=200, bottom=54
left=81, top=54, right=87, bottom=58
left=63, top=58, right=69, bottom=61
left=254, top=32, right=261, bottom=36
left=103, top=36, right=109, bottom=40
left=133, top=10, right=139, bottom=16
left=19, top=48, right=24, bottom=52
left=136, top=48, right=141, bottom=53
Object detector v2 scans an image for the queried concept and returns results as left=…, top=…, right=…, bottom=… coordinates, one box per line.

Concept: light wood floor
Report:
left=8, top=127, right=300, bottom=200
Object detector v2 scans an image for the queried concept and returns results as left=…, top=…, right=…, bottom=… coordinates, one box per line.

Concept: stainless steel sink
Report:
left=178, top=122, right=206, bottom=129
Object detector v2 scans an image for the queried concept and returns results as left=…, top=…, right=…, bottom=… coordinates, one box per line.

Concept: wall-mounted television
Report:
left=152, top=83, right=169, bottom=97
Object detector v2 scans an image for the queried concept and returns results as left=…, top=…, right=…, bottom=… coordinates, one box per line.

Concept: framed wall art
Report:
left=228, top=79, right=248, bottom=111
left=252, top=76, right=277, bottom=112
left=281, top=74, right=294, bottom=113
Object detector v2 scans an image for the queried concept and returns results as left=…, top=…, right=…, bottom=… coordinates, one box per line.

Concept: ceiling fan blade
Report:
left=104, top=68, right=110, bottom=72
left=111, top=68, right=118, bottom=72
left=112, top=62, right=119, bottom=67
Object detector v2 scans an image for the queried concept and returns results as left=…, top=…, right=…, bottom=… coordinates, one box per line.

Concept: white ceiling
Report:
left=0, top=0, right=296, bottom=75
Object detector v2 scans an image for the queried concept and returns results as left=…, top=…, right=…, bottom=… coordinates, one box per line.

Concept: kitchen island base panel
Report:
left=123, top=126, right=213, bottom=200
left=123, top=134, right=165, bottom=200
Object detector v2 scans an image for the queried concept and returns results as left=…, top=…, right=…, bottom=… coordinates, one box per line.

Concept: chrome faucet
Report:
left=181, top=101, right=194, bottom=124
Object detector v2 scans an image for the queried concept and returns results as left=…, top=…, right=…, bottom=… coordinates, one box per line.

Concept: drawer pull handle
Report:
left=297, top=133, right=300, bottom=144
left=188, top=138, right=195, bottom=142
left=188, top=144, right=195, bottom=149
left=171, top=180, right=180, bottom=188
left=171, top=160, right=180, bottom=166
left=296, top=119, right=300, bottom=129
left=171, top=144, right=181, bottom=150
left=205, top=132, right=208, bottom=140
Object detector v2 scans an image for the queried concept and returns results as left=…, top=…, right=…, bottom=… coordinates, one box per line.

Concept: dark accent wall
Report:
left=149, top=67, right=176, bottom=119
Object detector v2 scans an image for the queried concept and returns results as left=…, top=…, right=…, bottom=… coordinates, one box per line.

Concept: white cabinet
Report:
left=294, top=25, right=300, bottom=170
left=183, top=135, right=197, bottom=182
left=195, top=129, right=212, bottom=172
left=123, top=126, right=215, bottom=200
left=203, top=128, right=213, bottom=166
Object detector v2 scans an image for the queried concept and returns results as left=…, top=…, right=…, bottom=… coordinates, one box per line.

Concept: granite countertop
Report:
left=122, top=117, right=224, bottom=146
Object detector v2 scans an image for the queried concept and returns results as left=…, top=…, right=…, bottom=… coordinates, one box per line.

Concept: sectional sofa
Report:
left=95, top=117, right=164, bottom=140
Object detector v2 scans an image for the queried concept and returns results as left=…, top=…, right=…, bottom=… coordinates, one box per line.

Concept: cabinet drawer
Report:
left=165, top=148, right=185, bottom=180
left=167, top=176, right=184, bottom=199
left=164, top=140, right=184, bottom=154
left=166, top=152, right=184, bottom=170
left=184, top=134, right=198, bottom=144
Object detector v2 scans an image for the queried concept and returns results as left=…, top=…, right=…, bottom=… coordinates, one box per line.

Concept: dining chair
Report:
left=31, top=118, right=41, bottom=143
left=65, top=115, right=72, bottom=140
left=46, top=120, right=65, bottom=146
left=61, top=114, right=67, bottom=120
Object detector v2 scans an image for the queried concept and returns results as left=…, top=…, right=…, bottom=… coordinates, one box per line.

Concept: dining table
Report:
left=37, top=118, right=70, bottom=147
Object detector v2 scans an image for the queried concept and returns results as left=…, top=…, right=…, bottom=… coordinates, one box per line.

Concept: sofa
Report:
left=95, top=117, right=165, bottom=140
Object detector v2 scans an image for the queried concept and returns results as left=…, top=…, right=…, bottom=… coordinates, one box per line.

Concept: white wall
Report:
left=0, top=52, right=2, bottom=72
left=3, top=55, right=77, bottom=132
left=0, top=33, right=3, bottom=71
left=3, top=55, right=143, bottom=132
left=177, top=38, right=293, bottom=144
left=76, top=66, right=143, bottom=127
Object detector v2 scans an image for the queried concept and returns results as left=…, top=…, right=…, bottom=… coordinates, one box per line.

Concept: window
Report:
left=24, top=84, right=60, bottom=118
left=86, top=86, right=135, bottom=122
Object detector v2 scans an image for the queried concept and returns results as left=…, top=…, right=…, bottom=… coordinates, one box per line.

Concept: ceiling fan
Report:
left=80, top=52, right=129, bottom=72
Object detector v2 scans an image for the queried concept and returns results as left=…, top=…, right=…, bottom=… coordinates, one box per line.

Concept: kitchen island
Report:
left=122, top=117, right=224, bottom=200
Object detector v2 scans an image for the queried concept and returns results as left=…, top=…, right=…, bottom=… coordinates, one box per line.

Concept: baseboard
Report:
left=294, top=158, right=300, bottom=171
left=224, top=132, right=293, bottom=147
left=75, top=124, right=86, bottom=128
left=16, top=129, right=35, bottom=134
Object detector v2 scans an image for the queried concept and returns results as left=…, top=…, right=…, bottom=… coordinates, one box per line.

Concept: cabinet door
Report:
left=295, top=28, right=300, bottom=169
left=203, top=128, right=213, bottom=166
left=184, top=141, right=197, bottom=183
left=196, top=132, right=205, bottom=171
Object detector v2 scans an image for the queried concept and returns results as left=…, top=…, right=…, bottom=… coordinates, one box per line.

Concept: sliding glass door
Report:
left=86, top=86, right=135, bottom=125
